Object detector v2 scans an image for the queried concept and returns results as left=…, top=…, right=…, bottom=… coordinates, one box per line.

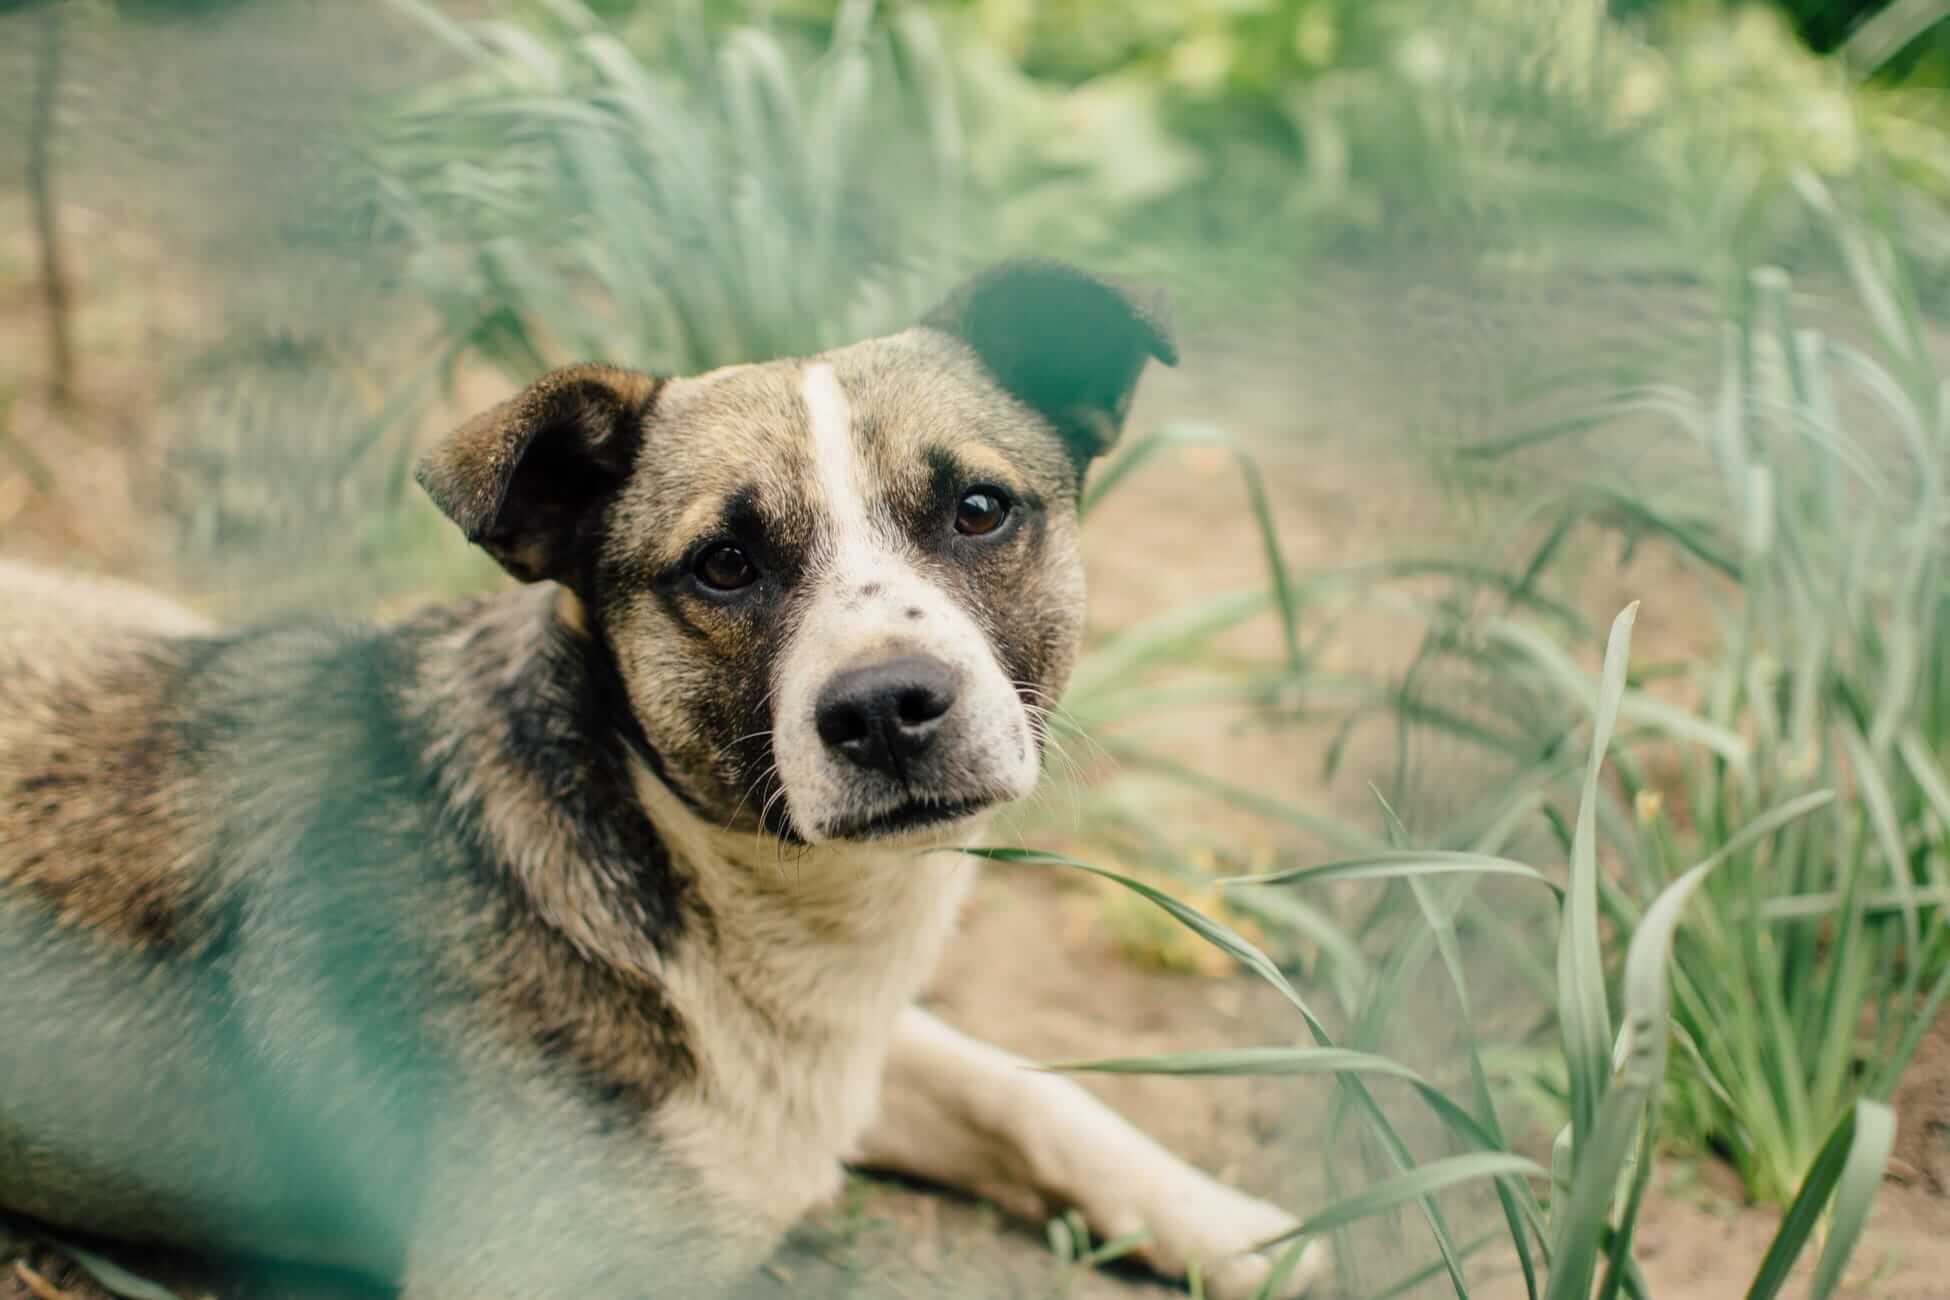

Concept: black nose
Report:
left=815, top=655, right=959, bottom=779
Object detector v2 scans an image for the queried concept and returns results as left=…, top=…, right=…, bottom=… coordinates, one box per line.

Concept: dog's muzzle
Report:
left=803, top=651, right=1016, bottom=840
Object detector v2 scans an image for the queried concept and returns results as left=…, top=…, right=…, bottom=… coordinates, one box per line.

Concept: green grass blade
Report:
left=1596, top=1108, right=1658, bottom=1300
left=1867, top=948, right=1950, bottom=1102
left=1227, top=850, right=1563, bottom=897
left=1253, top=1153, right=1547, bottom=1251
left=1754, top=885, right=1950, bottom=921
left=1453, top=404, right=1636, bottom=460
left=1092, top=736, right=1386, bottom=855
left=1251, top=1238, right=1317, bottom=1300
left=1561, top=604, right=1637, bottom=1155
left=1845, top=723, right=1921, bottom=959
left=1050, top=1045, right=1424, bottom=1079
left=1549, top=785, right=1836, bottom=1296
left=1404, top=868, right=1543, bottom=1300
left=1063, top=589, right=1271, bottom=705
left=1896, top=729, right=1950, bottom=884
left=1843, top=0, right=1950, bottom=73
left=1554, top=847, right=1715, bottom=1294
left=1046, top=1045, right=1524, bottom=1166
left=1487, top=616, right=1750, bottom=766
left=1544, top=1082, right=1651, bottom=1300
left=1744, top=1099, right=1895, bottom=1300
left=1363, top=1232, right=1506, bottom=1300
left=957, top=850, right=1331, bottom=1028
left=1080, top=1230, right=1151, bottom=1267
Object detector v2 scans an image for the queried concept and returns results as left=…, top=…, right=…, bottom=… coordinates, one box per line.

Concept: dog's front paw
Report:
left=1089, top=1175, right=1329, bottom=1300
left=1003, top=1069, right=1332, bottom=1298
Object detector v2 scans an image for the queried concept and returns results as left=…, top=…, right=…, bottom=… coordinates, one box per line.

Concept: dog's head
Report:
left=418, top=261, right=1175, bottom=846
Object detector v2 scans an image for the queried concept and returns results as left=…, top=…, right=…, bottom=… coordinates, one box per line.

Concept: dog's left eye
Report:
left=954, top=488, right=1010, bottom=537
left=695, top=543, right=758, bottom=591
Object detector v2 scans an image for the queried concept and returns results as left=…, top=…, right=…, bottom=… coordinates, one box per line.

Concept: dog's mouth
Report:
left=823, top=795, right=995, bottom=842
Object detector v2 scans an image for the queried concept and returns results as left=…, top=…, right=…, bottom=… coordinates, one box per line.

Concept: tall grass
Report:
left=370, top=0, right=964, bottom=382
left=977, top=604, right=1894, bottom=1299
left=1350, top=194, right=1950, bottom=1207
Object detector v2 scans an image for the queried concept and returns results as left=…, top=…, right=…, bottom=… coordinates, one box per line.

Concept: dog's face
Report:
left=417, top=263, right=1174, bottom=845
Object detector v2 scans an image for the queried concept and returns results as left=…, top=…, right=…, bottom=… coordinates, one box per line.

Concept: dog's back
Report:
left=0, top=565, right=432, bottom=1274
left=0, top=561, right=220, bottom=947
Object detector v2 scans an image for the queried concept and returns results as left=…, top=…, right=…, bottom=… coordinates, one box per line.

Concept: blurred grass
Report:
left=504, top=0, right=1950, bottom=303
left=371, top=0, right=964, bottom=378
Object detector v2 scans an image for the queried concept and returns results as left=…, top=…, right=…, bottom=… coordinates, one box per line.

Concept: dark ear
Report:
left=415, top=363, right=661, bottom=585
left=921, top=259, right=1177, bottom=462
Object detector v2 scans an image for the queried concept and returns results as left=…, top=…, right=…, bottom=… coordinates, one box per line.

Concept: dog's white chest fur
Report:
left=632, top=765, right=977, bottom=1231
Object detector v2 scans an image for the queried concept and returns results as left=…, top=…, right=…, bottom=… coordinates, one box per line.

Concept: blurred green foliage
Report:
left=373, top=0, right=963, bottom=378
left=377, top=0, right=1950, bottom=307
left=930, top=0, right=1950, bottom=287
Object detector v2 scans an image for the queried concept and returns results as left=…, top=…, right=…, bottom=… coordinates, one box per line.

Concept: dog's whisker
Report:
left=757, top=781, right=792, bottom=847
left=721, top=767, right=770, bottom=834
left=1016, top=693, right=1097, bottom=793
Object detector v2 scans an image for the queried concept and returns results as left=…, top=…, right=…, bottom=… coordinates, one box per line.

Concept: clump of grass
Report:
left=1356, top=192, right=1950, bottom=1208
left=976, top=603, right=1895, bottom=1299
left=369, top=0, right=965, bottom=382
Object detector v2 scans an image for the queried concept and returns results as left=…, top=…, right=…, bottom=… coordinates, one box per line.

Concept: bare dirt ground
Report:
left=0, top=4, right=1947, bottom=1291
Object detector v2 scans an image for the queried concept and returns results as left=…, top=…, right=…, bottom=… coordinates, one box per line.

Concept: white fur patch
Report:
left=631, top=762, right=979, bottom=1236
left=802, top=363, right=873, bottom=558
left=771, top=365, right=1038, bottom=843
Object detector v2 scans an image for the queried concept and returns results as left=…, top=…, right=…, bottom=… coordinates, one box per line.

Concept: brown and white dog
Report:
left=0, top=263, right=1327, bottom=1298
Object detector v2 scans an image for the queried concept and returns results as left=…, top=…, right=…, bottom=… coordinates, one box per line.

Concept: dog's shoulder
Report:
left=0, top=563, right=436, bottom=954
left=0, top=563, right=242, bottom=949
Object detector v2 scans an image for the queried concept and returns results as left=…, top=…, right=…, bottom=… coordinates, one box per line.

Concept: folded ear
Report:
left=415, top=364, right=661, bottom=584
left=921, top=260, right=1177, bottom=463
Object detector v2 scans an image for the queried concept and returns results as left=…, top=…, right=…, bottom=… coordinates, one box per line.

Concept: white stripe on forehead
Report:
left=802, top=362, right=876, bottom=556
left=774, top=362, right=1039, bottom=838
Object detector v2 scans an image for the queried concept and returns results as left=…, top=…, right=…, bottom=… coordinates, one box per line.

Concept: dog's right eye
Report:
left=695, top=543, right=758, bottom=592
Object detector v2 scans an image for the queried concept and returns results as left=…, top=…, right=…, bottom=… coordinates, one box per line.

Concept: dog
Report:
left=0, top=262, right=1328, bottom=1299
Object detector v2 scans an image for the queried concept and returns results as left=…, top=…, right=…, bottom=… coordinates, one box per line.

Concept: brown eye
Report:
left=695, top=543, right=757, bottom=591
left=955, top=488, right=1010, bottom=537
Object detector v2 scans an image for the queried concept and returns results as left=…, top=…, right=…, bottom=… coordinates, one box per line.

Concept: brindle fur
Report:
left=0, top=264, right=1327, bottom=1300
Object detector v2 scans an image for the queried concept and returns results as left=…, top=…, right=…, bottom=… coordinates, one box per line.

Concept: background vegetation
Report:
left=4, top=0, right=1950, bottom=1296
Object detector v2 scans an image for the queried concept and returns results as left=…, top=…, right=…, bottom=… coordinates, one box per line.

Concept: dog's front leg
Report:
left=856, top=1007, right=1329, bottom=1300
